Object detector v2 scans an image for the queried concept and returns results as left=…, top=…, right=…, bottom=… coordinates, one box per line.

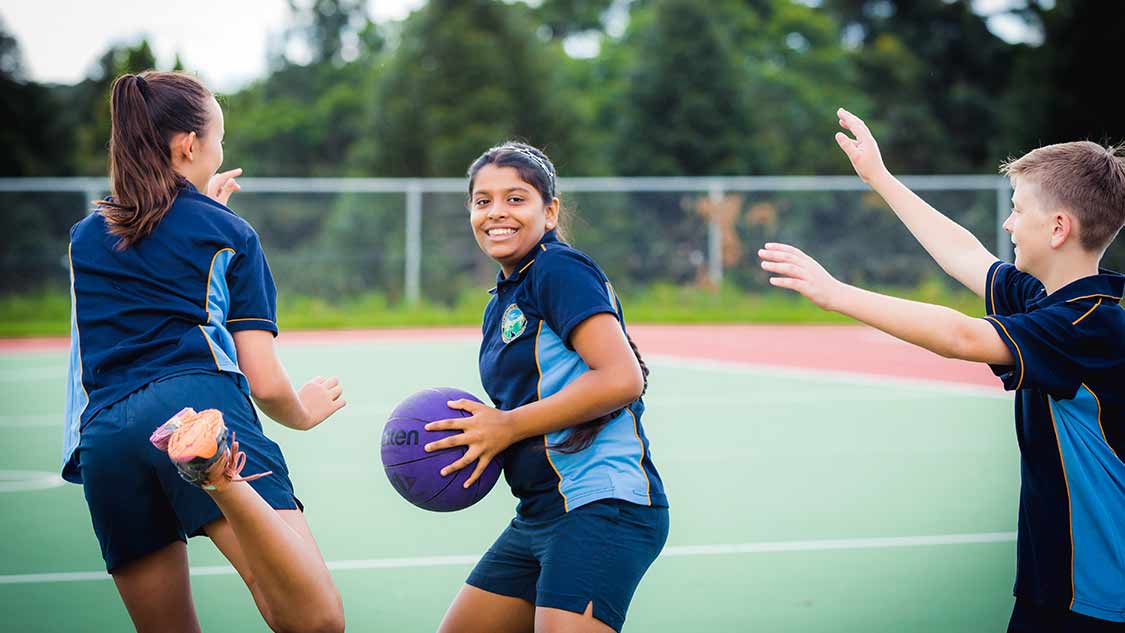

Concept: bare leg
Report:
left=203, top=483, right=343, bottom=633
left=438, top=584, right=536, bottom=633
left=535, top=602, right=616, bottom=633
left=110, top=541, right=201, bottom=633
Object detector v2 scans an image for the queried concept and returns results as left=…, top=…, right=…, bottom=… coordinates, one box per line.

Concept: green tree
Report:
left=727, top=0, right=867, bottom=174
left=823, top=0, right=1015, bottom=172
left=614, top=0, right=752, bottom=176
left=221, top=0, right=384, bottom=176
left=0, top=17, right=73, bottom=177
left=284, top=0, right=373, bottom=65
left=999, top=1, right=1125, bottom=152
left=364, top=0, right=580, bottom=177
left=536, top=0, right=617, bottom=39
left=997, top=0, right=1125, bottom=271
left=69, top=39, right=158, bottom=175
left=221, top=60, right=375, bottom=176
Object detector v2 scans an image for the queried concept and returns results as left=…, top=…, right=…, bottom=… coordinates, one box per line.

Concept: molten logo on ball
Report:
left=382, top=428, right=419, bottom=447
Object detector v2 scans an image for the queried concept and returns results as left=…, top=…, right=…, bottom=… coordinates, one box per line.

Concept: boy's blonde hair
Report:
left=1001, top=141, right=1125, bottom=252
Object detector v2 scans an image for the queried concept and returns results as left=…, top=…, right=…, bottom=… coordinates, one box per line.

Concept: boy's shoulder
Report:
left=987, top=261, right=1123, bottom=318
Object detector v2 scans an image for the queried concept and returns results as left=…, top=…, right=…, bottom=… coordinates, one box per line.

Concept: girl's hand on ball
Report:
left=424, top=400, right=515, bottom=488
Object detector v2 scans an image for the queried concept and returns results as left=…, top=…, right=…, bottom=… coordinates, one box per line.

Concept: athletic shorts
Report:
left=466, top=498, right=669, bottom=632
left=1008, top=599, right=1125, bottom=632
left=78, top=370, right=300, bottom=572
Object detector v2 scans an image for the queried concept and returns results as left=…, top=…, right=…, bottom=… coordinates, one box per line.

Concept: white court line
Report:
left=0, top=531, right=1015, bottom=585
left=647, top=392, right=956, bottom=406
left=648, top=356, right=1009, bottom=400
left=0, top=470, right=65, bottom=492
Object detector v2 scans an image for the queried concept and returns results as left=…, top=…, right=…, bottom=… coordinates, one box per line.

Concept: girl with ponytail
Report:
left=65, top=71, right=344, bottom=633
left=425, top=142, right=669, bottom=633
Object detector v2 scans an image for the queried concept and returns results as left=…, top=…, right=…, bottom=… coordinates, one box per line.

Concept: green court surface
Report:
left=0, top=338, right=1019, bottom=632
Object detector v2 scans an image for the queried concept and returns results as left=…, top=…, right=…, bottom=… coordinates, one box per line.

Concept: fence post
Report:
left=996, top=178, right=1013, bottom=262
left=405, top=181, right=422, bottom=305
left=708, top=182, right=724, bottom=285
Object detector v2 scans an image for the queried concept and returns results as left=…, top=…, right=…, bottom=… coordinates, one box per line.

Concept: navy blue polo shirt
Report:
left=478, top=230, right=667, bottom=519
left=983, top=260, right=1125, bottom=622
left=63, top=183, right=278, bottom=483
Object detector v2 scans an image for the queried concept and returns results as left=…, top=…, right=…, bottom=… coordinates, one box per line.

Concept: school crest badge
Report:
left=501, top=303, right=527, bottom=344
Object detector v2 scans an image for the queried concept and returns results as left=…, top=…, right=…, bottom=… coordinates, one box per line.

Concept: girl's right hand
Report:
left=834, top=108, right=888, bottom=185
left=298, top=376, right=346, bottom=430
left=207, top=168, right=243, bottom=206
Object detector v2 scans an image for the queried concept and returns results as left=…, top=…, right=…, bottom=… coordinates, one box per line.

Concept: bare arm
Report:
left=506, top=313, right=643, bottom=439
left=423, top=313, right=644, bottom=486
left=233, top=330, right=346, bottom=431
left=836, top=108, right=997, bottom=297
left=760, top=243, right=1014, bottom=364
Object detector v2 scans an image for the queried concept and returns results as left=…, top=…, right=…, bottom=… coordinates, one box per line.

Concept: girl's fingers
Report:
left=424, top=417, right=465, bottom=432
left=446, top=399, right=481, bottom=413
left=424, top=433, right=467, bottom=453
left=463, top=455, right=494, bottom=488
left=440, top=448, right=481, bottom=477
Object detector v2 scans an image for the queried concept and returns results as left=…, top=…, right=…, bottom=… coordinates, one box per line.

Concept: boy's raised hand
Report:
left=835, top=108, right=887, bottom=184
left=759, top=243, right=844, bottom=311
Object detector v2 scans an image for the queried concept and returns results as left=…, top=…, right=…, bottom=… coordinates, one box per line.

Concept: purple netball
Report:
left=381, top=387, right=503, bottom=512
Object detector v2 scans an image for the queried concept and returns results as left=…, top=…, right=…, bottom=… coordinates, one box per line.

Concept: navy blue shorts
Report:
left=466, top=499, right=669, bottom=632
left=78, top=371, right=301, bottom=573
left=1008, top=599, right=1125, bottom=632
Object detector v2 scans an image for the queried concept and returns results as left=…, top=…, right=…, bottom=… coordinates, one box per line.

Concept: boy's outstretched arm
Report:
left=836, top=108, right=997, bottom=298
left=759, top=243, right=1013, bottom=365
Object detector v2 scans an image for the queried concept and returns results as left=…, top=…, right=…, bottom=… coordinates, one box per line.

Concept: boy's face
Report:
left=1003, top=180, right=1062, bottom=276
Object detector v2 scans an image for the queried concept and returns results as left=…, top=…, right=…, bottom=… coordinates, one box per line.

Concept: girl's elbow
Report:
left=248, top=376, right=285, bottom=402
left=621, top=366, right=645, bottom=401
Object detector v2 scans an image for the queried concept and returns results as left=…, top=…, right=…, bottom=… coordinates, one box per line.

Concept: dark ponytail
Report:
left=98, top=71, right=211, bottom=249
left=551, top=333, right=651, bottom=454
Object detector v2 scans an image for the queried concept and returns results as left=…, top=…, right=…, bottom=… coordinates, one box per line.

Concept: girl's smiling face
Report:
left=469, top=163, right=558, bottom=276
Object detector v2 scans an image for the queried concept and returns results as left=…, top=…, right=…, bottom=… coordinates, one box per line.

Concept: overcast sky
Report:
left=3, top=0, right=1037, bottom=92
left=2, top=0, right=425, bottom=91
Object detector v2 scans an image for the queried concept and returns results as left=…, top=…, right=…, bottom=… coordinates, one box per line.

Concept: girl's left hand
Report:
left=424, top=399, right=516, bottom=488
left=207, top=168, right=242, bottom=205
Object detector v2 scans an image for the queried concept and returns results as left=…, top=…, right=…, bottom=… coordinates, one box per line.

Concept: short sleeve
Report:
left=225, top=230, right=278, bottom=336
left=982, top=305, right=1085, bottom=396
left=985, top=260, right=1045, bottom=317
left=531, top=249, right=618, bottom=348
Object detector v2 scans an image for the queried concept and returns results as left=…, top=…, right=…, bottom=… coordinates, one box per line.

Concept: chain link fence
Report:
left=6, top=176, right=1119, bottom=305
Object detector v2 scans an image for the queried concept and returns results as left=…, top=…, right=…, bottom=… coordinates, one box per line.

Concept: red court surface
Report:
left=0, top=324, right=998, bottom=388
